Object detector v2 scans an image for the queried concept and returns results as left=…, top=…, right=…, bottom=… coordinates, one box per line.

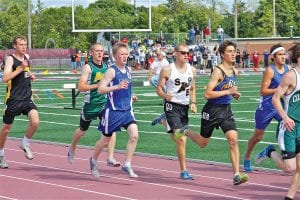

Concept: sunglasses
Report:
left=177, top=51, right=190, bottom=56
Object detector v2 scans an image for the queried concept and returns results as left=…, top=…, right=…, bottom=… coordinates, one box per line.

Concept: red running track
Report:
left=0, top=139, right=298, bottom=200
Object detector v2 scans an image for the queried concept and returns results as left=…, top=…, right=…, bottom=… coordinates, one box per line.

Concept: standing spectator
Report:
left=0, top=35, right=39, bottom=168
left=70, top=53, right=77, bottom=70
left=189, top=27, right=196, bottom=45
left=202, top=47, right=208, bottom=70
left=76, top=50, right=82, bottom=70
left=217, top=25, right=224, bottom=45
left=242, top=50, right=249, bottom=68
left=272, top=42, right=300, bottom=200
left=252, top=50, right=259, bottom=72
left=235, top=49, right=241, bottom=68
left=263, top=50, right=270, bottom=68
left=195, top=25, right=201, bottom=44
left=203, top=26, right=210, bottom=43
left=175, top=41, right=249, bottom=186
left=90, top=42, right=139, bottom=178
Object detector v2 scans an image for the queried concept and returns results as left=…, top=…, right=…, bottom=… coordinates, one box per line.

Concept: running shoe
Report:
left=255, top=144, right=275, bottom=164
left=243, top=160, right=252, bottom=172
left=107, top=158, right=121, bottom=167
left=0, top=155, right=8, bottom=169
left=122, top=165, right=138, bottom=178
left=67, top=148, right=74, bottom=164
left=151, top=113, right=166, bottom=126
left=90, top=157, right=100, bottom=179
left=233, top=172, right=248, bottom=185
left=180, top=170, right=193, bottom=180
left=174, top=125, right=189, bottom=139
left=19, top=144, right=33, bottom=160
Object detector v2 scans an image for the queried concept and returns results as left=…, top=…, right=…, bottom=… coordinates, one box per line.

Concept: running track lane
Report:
left=0, top=139, right=298, bottom=200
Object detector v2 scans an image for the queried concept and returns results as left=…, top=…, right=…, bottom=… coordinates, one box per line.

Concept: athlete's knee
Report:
left=199, top=141, right=208, bottom=148
left=1, top=124, right=11, bottom=135
left=128, top=132, right=139, bottom=143
left=282, top=165, right=295, bottom=173
left=227, top=137, right=238, bottom=147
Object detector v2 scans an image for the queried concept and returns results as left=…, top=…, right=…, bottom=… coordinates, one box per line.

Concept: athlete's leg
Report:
left=0, top=123, right=12, bottom=150
left=270, top=151, right=296, bottom=173
left=92, top=134, right=112, bottom=160
left=170, top=133, right=187, bottom=171
left=25, top=109, right=39, bottom=139
left=286, top=153, right=300, bottom=199
left=107, top=132, right=117, bottom=161
left=225, top=130, right=240, bottom=174
left=184, top=129, right=209, bottom=148
left=69, top=128, right=86, bottom=154
left=244, top=128, right=265, bottom=160
left=124, top=123, right=139, bottom=164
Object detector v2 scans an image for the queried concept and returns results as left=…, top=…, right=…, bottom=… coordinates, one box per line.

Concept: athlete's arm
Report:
left=2, top=56, right=24, bottom=83
left=190, top=67, right=197, bottom=113
left=260, top=66, right=275, bottom=96
left=157, top=65, right=172, bottom=101
left=272, top=71, right=296, bottom=131
left=78, top=64, right=94, bottom=92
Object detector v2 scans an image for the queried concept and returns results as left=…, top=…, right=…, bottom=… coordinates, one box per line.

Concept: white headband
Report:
left=271, top=47, right=285, bottom=55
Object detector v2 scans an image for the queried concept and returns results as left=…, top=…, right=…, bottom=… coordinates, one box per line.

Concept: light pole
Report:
left=273, top=0, right=276, bottom=37
left=290, top=26, right=294, bottom=38
left=234, top=0, right=238, bottom=39
left=160, top=17, right=167, bottom=43
left=28, top=0, right=32, bottom=49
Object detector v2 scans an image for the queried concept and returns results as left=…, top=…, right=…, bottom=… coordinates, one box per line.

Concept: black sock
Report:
left=284, top=196, right=293, bottom=200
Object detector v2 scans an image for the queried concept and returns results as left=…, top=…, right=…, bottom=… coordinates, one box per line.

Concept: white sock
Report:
left=92, top=158, right=97, bottom=164
left=0, top=149, right=4, bottom=156
left=123, top=161, right=131, bottom=167
left=234, top=172, right=239, bottom=176
left=22, top=136, right=30, bottom=146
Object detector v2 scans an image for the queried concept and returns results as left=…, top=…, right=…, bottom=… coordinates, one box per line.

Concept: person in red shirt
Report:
left=252, top=50, right=259, bottom=72
left=203, top=26, right=210, bottom=43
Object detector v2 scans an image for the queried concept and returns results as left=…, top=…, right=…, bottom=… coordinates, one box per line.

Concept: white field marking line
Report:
left=5, top=149, right=288, bottom=191
left=8, top=115, right=277, bottom=144
left=0, top=196, right=18, bottom=200
left=0, top=174, right=136, bottom=200
left=1, top=161, right=248, bottom=200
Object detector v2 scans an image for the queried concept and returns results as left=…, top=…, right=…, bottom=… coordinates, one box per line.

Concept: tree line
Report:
left=0, top=0, right=299, bottom=50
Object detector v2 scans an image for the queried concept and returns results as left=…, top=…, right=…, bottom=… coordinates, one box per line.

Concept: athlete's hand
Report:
left=232, top=92, right=241, bottom=100
left=283, top=117, right=295, bottom=132
left=118, top=79, right=128, bottom=90
left=165, top=93, right=173, bottom=101
left=190, top=103, right=197, bottom=113
left=132, top=95, right=138, bottom=102
left=30, top=73, right=36, bottom=81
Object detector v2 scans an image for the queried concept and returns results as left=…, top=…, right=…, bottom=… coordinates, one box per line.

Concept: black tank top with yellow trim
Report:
left=6, top=55, right=32, bottom=101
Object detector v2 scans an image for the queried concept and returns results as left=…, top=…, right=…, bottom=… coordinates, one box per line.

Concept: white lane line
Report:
left=0, top=174, right=136, bottom=200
